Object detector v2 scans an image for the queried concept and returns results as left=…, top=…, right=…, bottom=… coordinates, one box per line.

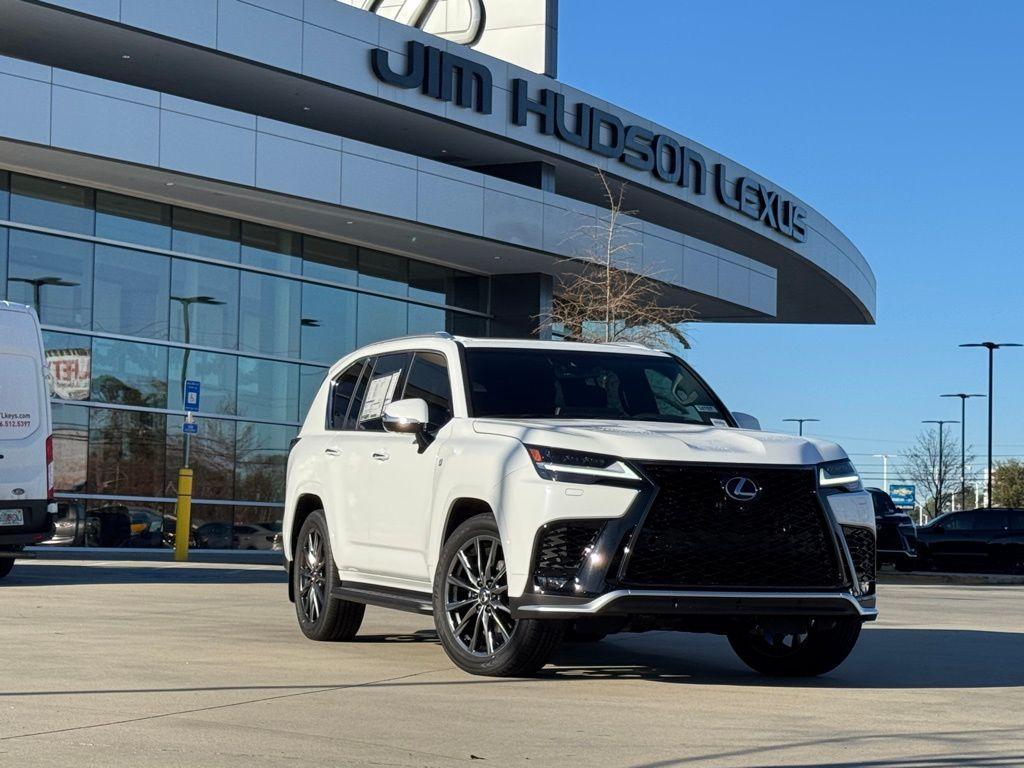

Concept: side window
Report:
left=353, top=352, right=412, bottom=432
left=942, top=513, right=972, bottom=531
left=974, top=510, right=1008, bottom=530
left=403, top=352, right=454, bottom=429
left=1009, top=511, right=1024, bottom=532
left=328, top=360, right=366, bottom=430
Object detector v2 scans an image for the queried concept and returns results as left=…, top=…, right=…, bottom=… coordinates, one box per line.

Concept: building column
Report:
left=489, top=273, right=554, bottom=339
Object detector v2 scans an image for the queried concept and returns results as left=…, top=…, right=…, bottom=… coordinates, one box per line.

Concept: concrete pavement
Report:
left=1, top=560, right=1023, bottom=767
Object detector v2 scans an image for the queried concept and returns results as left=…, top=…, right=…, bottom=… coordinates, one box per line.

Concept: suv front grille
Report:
left=841, top=525, right=876, bottom=585
left=622, top=464, right=844, bottom=589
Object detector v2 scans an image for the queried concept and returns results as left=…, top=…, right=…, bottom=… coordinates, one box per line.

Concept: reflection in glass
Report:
left=232, top=507, right=284, bottom=550
left=0, top=227, right=8, bottom=300
left=241, top=222, right=301, bottom=274
left=239, top=272, right=301, bottom=358
left=96, top=192, right=171, bottom=248
left=299, top=365, right=328, bottom=419
left=43, top=331, right=92, bottom=401
left=358, top=248, right=407, bottom=296
left=189, top=505, right=236, bottom=550
left=357, top=294, right=408, bottom=347
left=408, top=304, right=446, bottom=336
left=237, top=357, right=299, bottom=423
left=93, top=246, right=170, bottom=339
left=168, top=348, right=237, bottom=415
left=7, top=231, right=93, bottom=328
left=0, top=170, right=8, bottom=218
left=170, top=259, right=239, bottom=350
left=91, top=338, right=168, bottom=407
left=451, top=313, right=488, bottom=337
left=172, top=208, right=240, bottom=262
left=302, top=236, right=357, bottom=285
left=165, top=417, right=236, bottom=500
left=300, top=283, right=356, bottom=364
left=235, top=422, right=296, bottom=503
left=87, top=408, right=167, bottom=497
left=408, top=260, right=450, bottom=305
left=9, top=174, right=94, bottom=234
left=51, top=403, right=89, bottom=492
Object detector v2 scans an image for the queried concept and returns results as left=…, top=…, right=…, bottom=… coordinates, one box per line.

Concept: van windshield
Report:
left=0, top=354, right=41, bottom=439
left=464, top=348, right=730, bottom=426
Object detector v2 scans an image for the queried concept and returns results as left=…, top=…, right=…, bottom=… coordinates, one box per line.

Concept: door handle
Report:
left=372, top=451, right=390, bottom=462
left=324, top=447, right=342, bottom=456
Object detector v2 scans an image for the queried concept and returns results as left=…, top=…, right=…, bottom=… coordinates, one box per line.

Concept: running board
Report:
left=332, top=582, right=433, bottom=615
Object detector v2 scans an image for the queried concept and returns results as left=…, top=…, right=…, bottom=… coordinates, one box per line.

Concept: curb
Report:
left=878, top=571, right=1024, bottom=586
left=25, top=546, right=282, bottom=567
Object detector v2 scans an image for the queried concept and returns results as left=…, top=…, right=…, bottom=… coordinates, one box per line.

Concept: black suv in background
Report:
left=867, top=488, right=918, bottom=571
left=917, top=508, right=1024, bottom=574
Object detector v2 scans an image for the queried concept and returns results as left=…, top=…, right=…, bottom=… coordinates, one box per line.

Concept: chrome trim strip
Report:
left=517, top=589, right=878, bottom=617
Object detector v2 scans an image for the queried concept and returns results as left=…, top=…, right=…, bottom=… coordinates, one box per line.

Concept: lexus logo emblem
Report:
left=724, top=477, right=760, bottom=503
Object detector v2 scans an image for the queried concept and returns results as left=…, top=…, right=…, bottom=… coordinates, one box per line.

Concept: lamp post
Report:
left=9, top=275, right=80, bottom=317
left=940, top=393, right=985, bottom=511
left=960, top=342, right=1021, bottom=507
left=873, top=453, right=893, bottom=491
left=783, top=418, right=820, bottom=436
left=922, top=419, right=959, bottom=516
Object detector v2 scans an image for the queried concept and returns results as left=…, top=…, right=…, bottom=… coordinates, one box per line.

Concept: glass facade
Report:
left=1, top=170, right=491, bottom=548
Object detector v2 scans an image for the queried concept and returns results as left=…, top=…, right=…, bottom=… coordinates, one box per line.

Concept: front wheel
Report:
left=727, top=617, right=862, bottom=677
left=293, top=511, right=365, bottom=642
left=0, top=556, right=15, bottom=580
left=433, top=514, right=562, bottom=677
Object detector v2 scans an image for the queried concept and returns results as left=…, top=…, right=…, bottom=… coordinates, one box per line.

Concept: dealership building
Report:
left=0, top=0, right=875, bottom=545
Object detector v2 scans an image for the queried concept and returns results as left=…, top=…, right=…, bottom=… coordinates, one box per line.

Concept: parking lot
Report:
left=2, top=560, right=1023, bottom=768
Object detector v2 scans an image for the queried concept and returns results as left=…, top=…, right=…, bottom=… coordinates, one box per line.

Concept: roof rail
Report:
left=606, top=341, right=652, bottom=350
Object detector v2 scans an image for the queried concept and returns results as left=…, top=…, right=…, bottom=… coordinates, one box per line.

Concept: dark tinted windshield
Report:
left=465, top=348, right=730, bottom=425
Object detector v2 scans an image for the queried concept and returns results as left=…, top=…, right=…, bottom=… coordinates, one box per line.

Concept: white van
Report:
left=0, top=302, right=56, bottom=579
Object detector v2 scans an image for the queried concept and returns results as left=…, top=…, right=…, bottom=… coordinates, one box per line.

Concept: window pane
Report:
left=93, top=245, right=170, bottom=339
left=172, top=208, right=240, bottom=262
left=303, top=236, right=357, bottom=285
left=91, top=338, right=168, bottom=407
left=301, top=283, right=356, bottom=364
left=403, top=352, right=453, bottom=428
left=239, top=272, right=301, bottom=358
left=357, top=294, right=407, bottom=347
left=170, top=259, right=239, bottom=350
left=451, top=312, right=487, bottom=337
left=0, top=226, right=8, bottom=300
left=300, top=365, right=328, bottom=421
left=191, top=506, right=236, bottom=550
left=165, top=417, right=236, bottom=500
left=74, top=500, right=175, bottom=548
left=10, top=174, right=94, bottom=234
left=356, top=352, right=410, bottom=432
left=235, top=422, right=296, bottom=502
left=408, top=303, right=445, bottom=336
left=237, top=357, right=299, bottom=423
left=168, top=348, right=237, bottom=415
left=232, top=507, right=284, bottom=550
left=358, top=248, right=408, bottom=296
left=408, top=261, right=450, bottom=305
left=96, top=191, right=171, bottom=249
left=241, top=222, right=301, bottom=274
left=328, top=361, right=364, bottom=430
left=87, top=408, right=167, bottom=497
left=52, top=402, right=89, bottom=492
left=7, top=231, right=93, bottom=328
left=43, top=331, right=92, bottom=401
left=450, top=271, right=488, bottom=313
left=0, top=170, right=9, bottom=218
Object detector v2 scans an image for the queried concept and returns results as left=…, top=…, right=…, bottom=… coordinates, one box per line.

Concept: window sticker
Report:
left=696, top=404, right=719, bottom=413
left=710, top=418, right=729, bottom=427
left=359, top=372, right=401, bottom=422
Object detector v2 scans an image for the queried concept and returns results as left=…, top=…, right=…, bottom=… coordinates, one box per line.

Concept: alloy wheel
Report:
left=299, top=528, right=327, bottom=623
left=445, top=535, right=516, bottom=656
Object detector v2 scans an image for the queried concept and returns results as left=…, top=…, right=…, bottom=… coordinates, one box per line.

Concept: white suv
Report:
left=284, top=334, right=877, bottom=677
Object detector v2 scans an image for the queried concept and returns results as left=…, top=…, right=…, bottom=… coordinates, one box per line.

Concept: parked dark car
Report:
left=39, top=501, right=88, bottom=547
left=195, top=522, right=233, bottom=550
left=917, top=508, right=1024, bottom=574
left=866, top=488, right=918, bottom=570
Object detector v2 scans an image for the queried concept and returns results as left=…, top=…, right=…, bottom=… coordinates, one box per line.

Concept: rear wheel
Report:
left=727, top=617, right=862, bottom=677
left=0, top=556, right=15, bottom=580
left=433, top=514, right=562, bottom=677
left=293, top=511, right=364, bottom=641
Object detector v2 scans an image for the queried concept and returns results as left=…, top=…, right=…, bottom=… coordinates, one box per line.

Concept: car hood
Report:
left=472, top=419, right=848, bottom=466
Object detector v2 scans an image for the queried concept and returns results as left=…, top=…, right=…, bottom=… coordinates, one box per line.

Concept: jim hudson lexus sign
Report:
left=372, top=40, right=810, bottom=243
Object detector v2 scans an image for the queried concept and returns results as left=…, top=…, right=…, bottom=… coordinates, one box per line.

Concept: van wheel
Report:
left=433, top=514, right=562, bottom=677
left=0, top=557, right=14, bottom=580
left=728, top=617, right=862, bottom=677
left=294, top=511, right=364, bottom=641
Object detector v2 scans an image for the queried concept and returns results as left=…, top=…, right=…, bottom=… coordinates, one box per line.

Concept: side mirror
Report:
left=731, top=412, right=761, bottom=430
left=383, top=398, right=432, bottom=450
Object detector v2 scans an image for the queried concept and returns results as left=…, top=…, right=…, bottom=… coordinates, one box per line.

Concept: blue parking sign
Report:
left=183, top=421, right=198, bottom=434
left=184, top=380, right=201, bottom=412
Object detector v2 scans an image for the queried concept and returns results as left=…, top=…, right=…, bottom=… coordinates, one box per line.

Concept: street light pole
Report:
left=873, top=453, right=893, bottom=490
left=940, top=393, right=984, bottom=511
left=960, top=342, right=1021, bottom=507
left=783, top=418, right=820, bottom=436
left=922, top=419, right=959, bottom=516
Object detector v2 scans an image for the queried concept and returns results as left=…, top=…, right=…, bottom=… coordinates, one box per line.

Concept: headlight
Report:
left=818, top=459, right=863, bottom=492
left=525, top=445, right=640, bottom=484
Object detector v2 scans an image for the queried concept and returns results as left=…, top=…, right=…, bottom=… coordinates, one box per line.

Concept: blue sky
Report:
left=559, top=0, right=1024, bottom=487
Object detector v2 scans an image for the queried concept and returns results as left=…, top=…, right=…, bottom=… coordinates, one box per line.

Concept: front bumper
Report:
left=0, top=499, right=55, bottom=548
left=512, top=590, right=877, bottom=621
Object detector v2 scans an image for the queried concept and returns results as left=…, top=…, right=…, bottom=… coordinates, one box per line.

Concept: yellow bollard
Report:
left=174, top=468, right=194, bottom=562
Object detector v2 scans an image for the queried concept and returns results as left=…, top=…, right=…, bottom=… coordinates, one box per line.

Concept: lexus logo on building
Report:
left=353, top=0, right=486, bottom=45
left=724, top=477, right=760, bottom=503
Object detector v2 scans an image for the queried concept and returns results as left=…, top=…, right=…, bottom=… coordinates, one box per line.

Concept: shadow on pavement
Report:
left=544, top=626, right=1024, bottom=689
left=0, top=562, right=286, bottom=586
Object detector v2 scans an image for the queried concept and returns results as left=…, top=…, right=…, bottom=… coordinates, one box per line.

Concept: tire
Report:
left=433, top=514, right=562, bottom=677
left=293, top=510, right=365, bottom=642
left=0, top=557, right=14, bottom=580
left=727, top=617, right=862, bottom=677
left=895, top=558, right=916, bottom=573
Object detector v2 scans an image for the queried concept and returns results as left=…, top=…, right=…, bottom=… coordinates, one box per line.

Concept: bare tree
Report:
left=900, top=426, right=975, bottom=518
left=542, top=171, right=696, bottom=349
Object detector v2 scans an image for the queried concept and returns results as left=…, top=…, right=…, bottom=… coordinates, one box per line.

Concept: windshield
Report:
left=464, top=348, right=731, bottom=426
